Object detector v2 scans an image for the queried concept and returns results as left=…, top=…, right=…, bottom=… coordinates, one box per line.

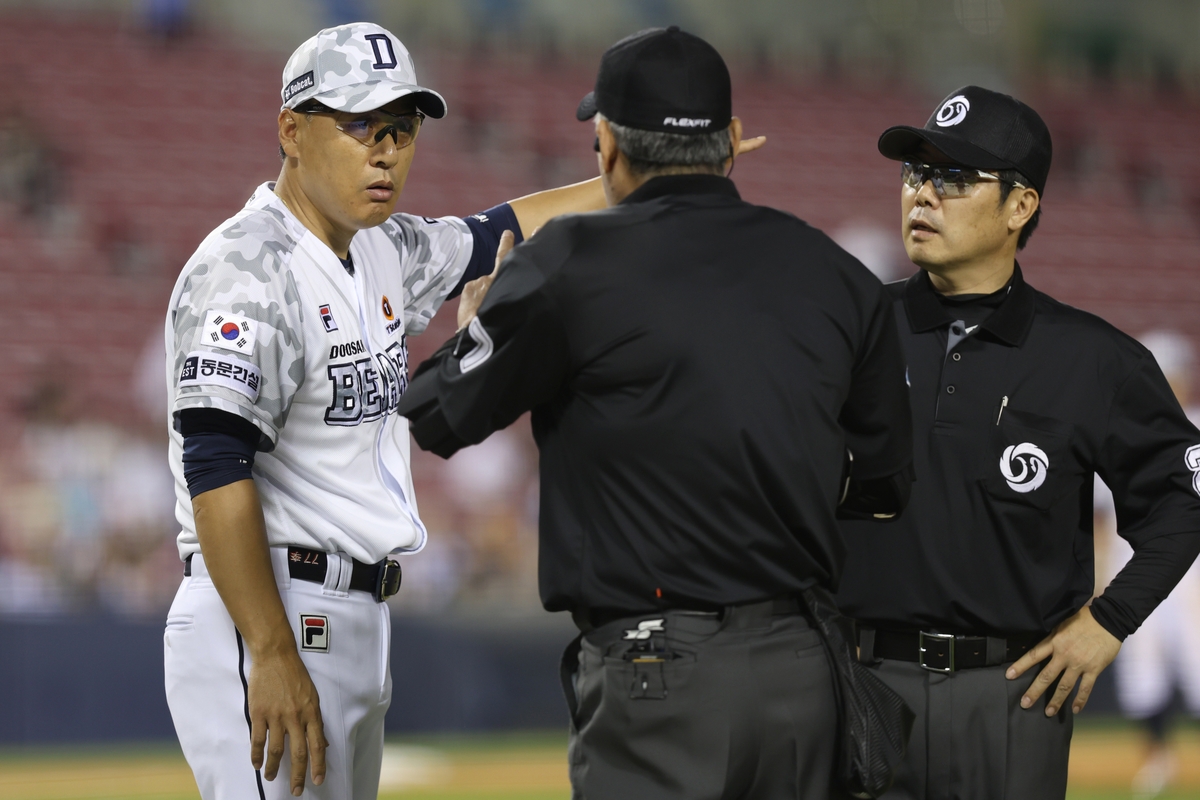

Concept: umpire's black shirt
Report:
left=397, top=174, right=913, bottom=614
left=838, top=266, right=1200, bottom=639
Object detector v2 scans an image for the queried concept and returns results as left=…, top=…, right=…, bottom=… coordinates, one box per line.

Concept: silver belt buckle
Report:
left=919, top=631, right=956, bottom=673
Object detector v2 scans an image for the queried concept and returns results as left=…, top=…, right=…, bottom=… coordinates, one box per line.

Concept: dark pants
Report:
left=562, top=600, right=842, bottom=800
left=868, top=658, right=1073, bottom=800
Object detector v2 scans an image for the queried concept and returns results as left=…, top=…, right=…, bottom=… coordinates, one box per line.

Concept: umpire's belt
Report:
left=858, top=627, right=1042, bottom=673
left=185, top=547, right=401, bottom=603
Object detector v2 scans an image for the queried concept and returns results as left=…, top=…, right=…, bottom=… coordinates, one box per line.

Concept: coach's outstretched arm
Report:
left=193, top=481, right=327, bottom=797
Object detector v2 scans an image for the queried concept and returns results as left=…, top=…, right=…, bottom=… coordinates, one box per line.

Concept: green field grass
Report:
left=0, top=723, right=1197, bottom=800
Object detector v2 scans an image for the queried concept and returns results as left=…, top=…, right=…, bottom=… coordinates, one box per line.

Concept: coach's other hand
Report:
left=458, top=228, right=516, bottom=331
left=738, top=135, right=766, bottom=155
left=250, top=649, right=328, bottom=795
left=1006, top=606, right=1121, bottom=717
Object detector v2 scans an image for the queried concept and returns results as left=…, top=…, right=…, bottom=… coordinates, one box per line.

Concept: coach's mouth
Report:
left=366, top=180, right=395, bottom=202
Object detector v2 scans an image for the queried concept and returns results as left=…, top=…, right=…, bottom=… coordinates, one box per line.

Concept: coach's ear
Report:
left=279, top=108, right=302, bottom=161
left=726, top=117, right=743, bottom=171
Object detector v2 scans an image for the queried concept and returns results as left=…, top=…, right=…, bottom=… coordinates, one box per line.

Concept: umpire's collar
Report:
left=620, top=173, right=741, bottom=205
left=903, top=262, right=1035, bottom=347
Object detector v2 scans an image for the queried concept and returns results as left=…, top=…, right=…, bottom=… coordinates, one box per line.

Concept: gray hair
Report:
left=599, top=113, right=731, bottom=176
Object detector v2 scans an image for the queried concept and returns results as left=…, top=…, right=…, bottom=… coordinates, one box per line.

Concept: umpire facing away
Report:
left=836, top=86, right=1200, bottom=799
left=397, top=26, right=914, bottom=800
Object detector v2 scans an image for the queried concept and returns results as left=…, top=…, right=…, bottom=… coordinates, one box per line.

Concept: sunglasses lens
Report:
left=901, top=162, right=923, bottom=190
left=939, top=168, right=974, bottom=197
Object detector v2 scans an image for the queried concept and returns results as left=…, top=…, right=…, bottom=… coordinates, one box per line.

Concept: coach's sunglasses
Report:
left=300, top=103, right=425, bottom=148
left=901, top=161, right=1025, bottom=198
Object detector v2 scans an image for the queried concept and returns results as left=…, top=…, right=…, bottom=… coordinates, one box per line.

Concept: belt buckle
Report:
left=919, top=631, right=956, bottom=673
left=374, top=559, right=402, bottom=603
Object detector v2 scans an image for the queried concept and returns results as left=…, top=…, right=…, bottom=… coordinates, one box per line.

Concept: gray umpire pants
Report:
left=866, top=658, right=1073, bottom=800
left=561, top=600, right=844, bottom=800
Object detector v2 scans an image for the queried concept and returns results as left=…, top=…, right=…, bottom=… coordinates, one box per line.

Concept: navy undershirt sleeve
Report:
left=451, top=203, right=524, bottom=299
left=179, top=408, right=261, bottom=499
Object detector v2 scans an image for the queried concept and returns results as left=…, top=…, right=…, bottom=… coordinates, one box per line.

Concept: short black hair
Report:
left=997, top=169, right=1040, bottom=250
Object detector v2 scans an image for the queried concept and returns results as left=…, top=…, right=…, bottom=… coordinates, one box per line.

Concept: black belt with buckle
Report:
left=860, top=627, right=1043, bottom=673
left=184, top=547, right=402, bottom=603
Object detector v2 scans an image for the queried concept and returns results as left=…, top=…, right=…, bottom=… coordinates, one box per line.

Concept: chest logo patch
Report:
left=1000, top=443, right=1049, bottom=493
left=1184, top=445, right=1200, bottom=496
left=318, top=303, right=338, bottom=333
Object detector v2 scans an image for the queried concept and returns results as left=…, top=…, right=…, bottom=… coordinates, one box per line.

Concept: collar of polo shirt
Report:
left=903, top=263, right=1036, bottom=346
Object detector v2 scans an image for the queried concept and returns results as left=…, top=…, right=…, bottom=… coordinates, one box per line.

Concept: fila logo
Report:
left=364, top=33, right=398, bottom=70
left=1000, top=442, right=1049, bottom=493
left=318, top=303, right=338, bottom=333
left=663, top=117, right=711, bottom=128
left=300, top=614, right=329, bottom=652
left=935, top=95, right=970, bottom=127
left=1185, top=444, right=1200, bottom=496
left=623, top=619, right=665, bottom=641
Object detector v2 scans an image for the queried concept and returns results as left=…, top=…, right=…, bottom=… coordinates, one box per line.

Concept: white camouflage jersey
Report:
left=165, top=183, right=473, bottom=563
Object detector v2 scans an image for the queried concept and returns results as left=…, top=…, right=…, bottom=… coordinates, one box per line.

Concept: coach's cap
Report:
left=576, top=26, right=731, bottom=135
left=878, top=85, right=1052, bottom=195
left=281, top=22, right=446, bottom=118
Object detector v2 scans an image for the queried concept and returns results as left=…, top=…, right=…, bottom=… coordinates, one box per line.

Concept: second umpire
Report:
left=397, top=27, right=914, bottom=799
left=837, top=86, right=1200, bottom=799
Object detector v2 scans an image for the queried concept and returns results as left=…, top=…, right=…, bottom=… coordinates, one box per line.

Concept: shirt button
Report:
left=952, top=352, right=962, bottom=361
left=946, top=385, right=956, bottom=394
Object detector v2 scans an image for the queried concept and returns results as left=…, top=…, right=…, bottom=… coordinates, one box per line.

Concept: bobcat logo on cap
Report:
left=1000, top=443, right=1049, bottom=493
left=935, top=95, right=970, bottom=127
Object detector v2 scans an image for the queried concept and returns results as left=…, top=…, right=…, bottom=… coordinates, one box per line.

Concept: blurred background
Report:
left=0, top=0, right=1198, bottom=798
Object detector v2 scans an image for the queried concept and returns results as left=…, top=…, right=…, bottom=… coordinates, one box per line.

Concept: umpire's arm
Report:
left=397, top=242, right=571, bottom=457
left=837, top=283, right=914, bottom=520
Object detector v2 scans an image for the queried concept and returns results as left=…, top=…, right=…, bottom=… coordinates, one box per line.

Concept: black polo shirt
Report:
left=397, top=174, right=913, bottom=614
left=837, top=266, right=1200, bottom=638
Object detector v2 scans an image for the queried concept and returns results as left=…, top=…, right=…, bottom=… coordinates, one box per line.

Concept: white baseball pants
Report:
left=164, top=548, right=392, bottom=799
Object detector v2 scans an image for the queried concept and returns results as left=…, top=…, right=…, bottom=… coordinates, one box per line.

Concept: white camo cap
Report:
left=281, top=22, right=446, bottom=117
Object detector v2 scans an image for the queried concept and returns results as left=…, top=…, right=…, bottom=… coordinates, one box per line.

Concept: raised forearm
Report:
left=193, top=479, right=294, bottom=659
left=508, top=177, right=607, bottom=237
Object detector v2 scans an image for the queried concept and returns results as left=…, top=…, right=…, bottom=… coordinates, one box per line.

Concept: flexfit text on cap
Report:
left=281, top=22, right=446, bottom=118
left=877, top=85, right=1052, bottom=195
left=576, top=26, right=731, bottom=135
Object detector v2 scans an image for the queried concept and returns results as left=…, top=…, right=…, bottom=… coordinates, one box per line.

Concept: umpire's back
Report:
left=395, top=25, right=914, bottom=800
left=505, top=173, right=912, bottom=612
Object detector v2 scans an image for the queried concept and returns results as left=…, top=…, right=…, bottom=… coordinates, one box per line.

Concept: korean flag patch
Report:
left=202, top=310, right=258, bottom=355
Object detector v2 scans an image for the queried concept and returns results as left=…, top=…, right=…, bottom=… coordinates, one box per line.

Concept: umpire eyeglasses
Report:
left=901, top=161, right=1026, bottom=198
left=301, top=104, right=425, bottom=148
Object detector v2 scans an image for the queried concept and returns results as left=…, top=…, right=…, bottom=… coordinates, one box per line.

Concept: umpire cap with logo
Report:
left=281, top=22, right=446, bottom=118
left=878, top=85, right=1052, bottom=195
left=576, top=26, right=732, bottom=135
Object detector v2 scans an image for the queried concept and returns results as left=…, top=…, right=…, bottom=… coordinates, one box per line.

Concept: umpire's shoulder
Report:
left=1027, top=284, right=1150, bottom=372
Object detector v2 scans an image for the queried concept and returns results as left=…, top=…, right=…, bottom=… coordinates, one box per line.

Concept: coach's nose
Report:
left=369, top=133, right=401, bottom=171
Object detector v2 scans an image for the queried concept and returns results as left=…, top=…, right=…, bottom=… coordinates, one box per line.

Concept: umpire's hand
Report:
left=1006, top=606, right=1121, bottom=716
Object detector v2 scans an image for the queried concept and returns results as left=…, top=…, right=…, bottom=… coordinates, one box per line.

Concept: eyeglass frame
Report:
left=901, top=161, right=1027, bottom=198
left=296, top=101, right=425, bottom=148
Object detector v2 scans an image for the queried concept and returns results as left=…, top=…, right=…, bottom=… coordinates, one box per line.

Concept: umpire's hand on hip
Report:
left=1006, top=605, right=1122, bottom=717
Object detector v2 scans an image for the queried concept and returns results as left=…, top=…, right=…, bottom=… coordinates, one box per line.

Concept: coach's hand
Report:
left=738, top=135, right=767, bottom=155
left=458, top=228, right=516, bottom=331
left=249, top=648, right=328, bottom=796
left=1006, top=606, right=1121, bottom=717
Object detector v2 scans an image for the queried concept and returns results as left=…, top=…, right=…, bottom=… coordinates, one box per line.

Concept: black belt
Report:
left=573, top=596, right=802, bottom=633
left=184, top=547, right=402, bottom=603
left=859, top=626, right=1043, bottom=673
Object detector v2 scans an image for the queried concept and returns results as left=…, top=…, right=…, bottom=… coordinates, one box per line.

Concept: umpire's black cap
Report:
left=576, top=26, right=732, bottom=135
left=878, top=85, right=1053, bottom=195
